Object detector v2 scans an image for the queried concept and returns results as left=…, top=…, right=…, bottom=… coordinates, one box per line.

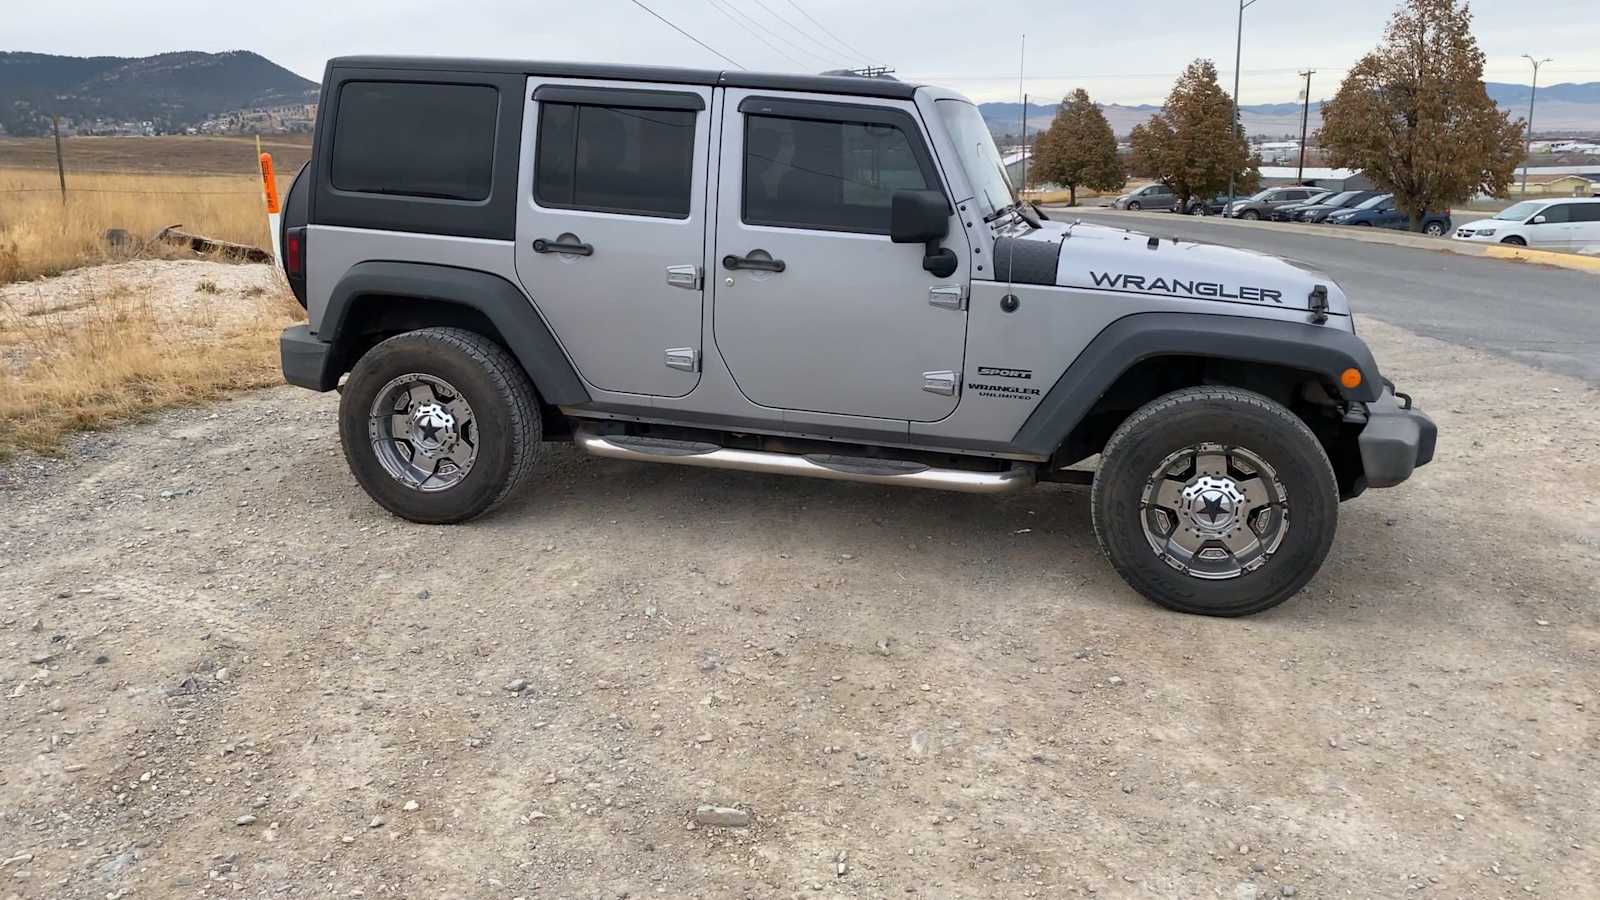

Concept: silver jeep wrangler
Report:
left=278, top=56, right=1435, bottom=617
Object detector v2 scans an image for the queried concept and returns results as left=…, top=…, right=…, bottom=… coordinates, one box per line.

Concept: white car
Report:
left=1452, top=197, right=1600, bottom=253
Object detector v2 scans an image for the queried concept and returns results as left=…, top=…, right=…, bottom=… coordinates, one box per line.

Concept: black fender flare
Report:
left=318, top=260, right=590, bottom=405
left=1010, top=312, right=1383, bottom=457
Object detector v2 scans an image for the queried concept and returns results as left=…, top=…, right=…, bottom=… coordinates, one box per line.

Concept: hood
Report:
left=1010, top=220, right=1350, bottom=316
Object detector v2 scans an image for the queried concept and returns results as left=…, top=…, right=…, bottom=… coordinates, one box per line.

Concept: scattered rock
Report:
left=235, top=815, right=258, bottom=826
left=693, top=805, right=751, bottom=827
left=1281, top=887, right=1298, bottom=897
left=47, top=699, right=65, bottom=712
left=402, top=800, right=420, bottom=812
left=368, top=816, right=384, bottom=829
left=503, top=678, right=528, bottom=693
left=1107, top=676, right=1124, bottom=686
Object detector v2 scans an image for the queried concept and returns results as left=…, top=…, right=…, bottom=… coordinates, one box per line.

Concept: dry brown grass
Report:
left=0, top=264, right=305, bottom=460
left=0, top=166, right=302, bottom=283
left=0, top=134, right=313, bottom=176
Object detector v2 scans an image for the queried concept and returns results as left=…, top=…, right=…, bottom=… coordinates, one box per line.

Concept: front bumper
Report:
left=280, top=324, right=340, bottom=392
left=1356, top=386, right=1437, bottom=488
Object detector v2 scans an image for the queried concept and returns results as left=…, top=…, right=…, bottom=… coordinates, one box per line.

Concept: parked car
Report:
left=1110, top=183, right=1178, bottom=211
left=1178, top=193, right=1229, bottom=216
left=1269, top=190, right=1337, bottom=221
left=1325, top=194, right=1453, bottom=236
left=276, top=54, right=1436, bottom=618
left=1222, top=186, right=1324, bottom=220
left=1295, top=190, right=1382, bottom=223
left=1452, top=197, right=1600, bottom=251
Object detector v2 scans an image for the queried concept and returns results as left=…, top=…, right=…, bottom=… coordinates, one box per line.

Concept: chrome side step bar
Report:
left=574, top=429, right=1035, bottom=494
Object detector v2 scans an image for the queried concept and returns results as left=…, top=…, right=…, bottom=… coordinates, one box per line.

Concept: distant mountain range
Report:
left=0, top=51, right=318, bottom=136
left=980, top=82, right=1600, bottom=139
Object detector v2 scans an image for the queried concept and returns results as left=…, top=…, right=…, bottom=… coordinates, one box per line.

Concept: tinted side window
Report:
left=331, top=82, right=498, bottom=201
left=1537, top=204, right=1572, bottom=224
left=535, top=104, right=696, bottom=218
left=1566, top=203, right=1600, bottom=223
left=744, top=115, right=931, bottom=233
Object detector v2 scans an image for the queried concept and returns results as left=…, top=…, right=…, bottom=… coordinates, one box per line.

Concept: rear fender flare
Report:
left=319, top=261, right=589, bottom=405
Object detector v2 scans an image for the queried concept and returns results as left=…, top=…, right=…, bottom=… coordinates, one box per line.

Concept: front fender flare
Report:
left=1010, top=312, right=1382, bottom=458
left=316, top=261, right=590, bottom=405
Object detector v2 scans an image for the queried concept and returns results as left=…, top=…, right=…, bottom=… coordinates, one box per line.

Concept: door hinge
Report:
left=666, top=264, right=701, bottom=290
left=665, top=348, right=699, bottom=372
left=928, top=285, right=966, bottom=310
left=922, top=370, right=957, bottom=396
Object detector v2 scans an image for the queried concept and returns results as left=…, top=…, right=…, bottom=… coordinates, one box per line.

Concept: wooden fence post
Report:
left=51, top=115, right=67, bottom=206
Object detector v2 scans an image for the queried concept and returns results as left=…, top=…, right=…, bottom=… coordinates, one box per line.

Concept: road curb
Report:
left=1047, top=206, right=1600, bottom=274
left=1483, top=244, right=1600, bottom=274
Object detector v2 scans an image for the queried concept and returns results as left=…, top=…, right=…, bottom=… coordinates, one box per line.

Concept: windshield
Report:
left=1305, top=191, right=1334, bottom=204
left=1321, top=191, right=1358, bottom=207
left=1247, top=189, right=1274, bottom=201
left=936, top=99, right=1018, bottom=218
left=1495, top=201, right=1543, bottom=221
left=1355, top=194, right=1391, bottom=210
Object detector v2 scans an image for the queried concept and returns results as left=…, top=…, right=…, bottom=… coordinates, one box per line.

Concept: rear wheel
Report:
left=339, top=328, right=541, bottom=524
left=1424, top=221, right=1446, bottom=237
left=1090, top=387, right=1339, bottom=617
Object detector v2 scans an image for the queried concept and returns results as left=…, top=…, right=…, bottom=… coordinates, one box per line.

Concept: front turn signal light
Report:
left=1340, top=368, right=1363, bottom=390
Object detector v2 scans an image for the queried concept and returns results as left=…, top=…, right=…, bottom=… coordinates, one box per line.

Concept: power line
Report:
left=702, top=0, right=815, bottom=69
left=625, top=0, right=745, bottom=69
left=783, top=0, right=873, bottom=65
left=744, top=0, right=855, bottom=68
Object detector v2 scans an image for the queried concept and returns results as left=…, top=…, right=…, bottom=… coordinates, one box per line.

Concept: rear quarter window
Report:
left=330, top=81, right=499, bottom=201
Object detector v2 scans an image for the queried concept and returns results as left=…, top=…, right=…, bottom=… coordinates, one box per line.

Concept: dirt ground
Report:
left=1, top=314, right=1596, bottom=899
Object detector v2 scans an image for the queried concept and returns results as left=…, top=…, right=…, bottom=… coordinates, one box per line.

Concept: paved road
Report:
left=1062, top=209, right=1600, bottom=384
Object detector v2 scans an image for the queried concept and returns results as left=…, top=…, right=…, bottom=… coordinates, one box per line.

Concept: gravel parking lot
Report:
left=3, top=314, right=1597, bottom=899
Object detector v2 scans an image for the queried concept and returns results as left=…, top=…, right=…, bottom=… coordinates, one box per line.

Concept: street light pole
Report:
left=1228, top=0, right=1260, bottom=206
left=1520, top=54, right=1551, bottom=196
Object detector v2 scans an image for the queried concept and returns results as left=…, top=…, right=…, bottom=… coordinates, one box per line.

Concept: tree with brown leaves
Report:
left=1128, top=59, right=1257, bottom=210
left=1317, top=0, right=1524, bottom=231
left=1030, top=89, right=1125, bottom=206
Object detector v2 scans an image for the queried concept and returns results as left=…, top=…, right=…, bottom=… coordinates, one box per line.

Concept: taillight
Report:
left=284, top=226, right=308, bottom=307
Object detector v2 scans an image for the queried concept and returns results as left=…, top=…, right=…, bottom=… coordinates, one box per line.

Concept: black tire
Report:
left=1126, top=201, right=1142, bottom=211
left=1500, top=235, right=1526, bottom=246
left=1239, top=209, right=1260, bottom=220
left=339, top=328, right=541, bottom=524
left=1090, top=387, right=1339, bottom=617
left=1423, top=222, right=1445, bottom=236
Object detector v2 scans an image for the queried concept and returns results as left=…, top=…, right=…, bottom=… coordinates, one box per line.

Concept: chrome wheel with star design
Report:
left=1139, top=443, right=1288, bottom=580
left=369, top=373, right=479, bottom=492
left=339, top=328, right=542, bottom=525
left=1091, top=387, right=1339, bottom=617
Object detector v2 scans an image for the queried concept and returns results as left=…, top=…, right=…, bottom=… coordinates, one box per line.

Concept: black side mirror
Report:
left=890, top=190, right=949, bottom=244
left=890, top=190, right=958, bottom=278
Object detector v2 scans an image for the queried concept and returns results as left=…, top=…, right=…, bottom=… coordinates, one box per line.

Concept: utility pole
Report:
left=1228, top=0, right=1260, bottom=205
left=51, top=115, right=67, bottom=207
left=1020, top=92, right=1029, bottom=192
left=1520, top=54, right=1551, bottom=195
left=1296, top=69, right=1315, bottom=182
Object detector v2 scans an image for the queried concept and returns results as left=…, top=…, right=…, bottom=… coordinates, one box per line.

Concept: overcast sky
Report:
left=12, top=0, right=1600, bottom=106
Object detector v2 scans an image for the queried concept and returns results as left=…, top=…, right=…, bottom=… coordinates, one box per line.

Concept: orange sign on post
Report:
left=259, top=152, right=280, bottom=214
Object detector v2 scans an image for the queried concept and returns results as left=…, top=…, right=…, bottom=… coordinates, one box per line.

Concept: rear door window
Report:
left=1565, top=203, right=1600, bottom=223
left=330, top=81, right=499, bottom=201
left=535, top=102, right=698, bottom=218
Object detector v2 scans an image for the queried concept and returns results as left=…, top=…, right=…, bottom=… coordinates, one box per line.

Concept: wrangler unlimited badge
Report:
left=1090, top=271, right=1284, bottom=304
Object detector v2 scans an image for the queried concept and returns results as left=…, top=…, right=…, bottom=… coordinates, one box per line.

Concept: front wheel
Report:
left=1126, top=201, right=1141, bottom=211
left=339, top=328, right=542, bottom=524
left=1239, top=209, right=1260, bottom=221
left=1500, top=235, right=1527, bottom=246
left=1090, top=387, right=1339, bottom=617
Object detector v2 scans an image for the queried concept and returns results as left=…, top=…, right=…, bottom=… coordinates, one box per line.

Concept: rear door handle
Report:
left=722, top=252, right=785, bottom=273
left=532, top=238, right=594, bottom=256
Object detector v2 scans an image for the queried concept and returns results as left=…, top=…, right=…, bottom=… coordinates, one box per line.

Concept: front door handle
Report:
left=722, top=251, right=785, bottom=273
left=532, top=237, right=594, bottom=256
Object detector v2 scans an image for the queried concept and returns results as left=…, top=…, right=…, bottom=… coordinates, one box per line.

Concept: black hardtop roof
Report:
left=328, top=56, right=922, bottom=100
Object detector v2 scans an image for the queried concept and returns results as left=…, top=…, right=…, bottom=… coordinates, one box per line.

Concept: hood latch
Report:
left=1309, top=284, right=1329, bottom=325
